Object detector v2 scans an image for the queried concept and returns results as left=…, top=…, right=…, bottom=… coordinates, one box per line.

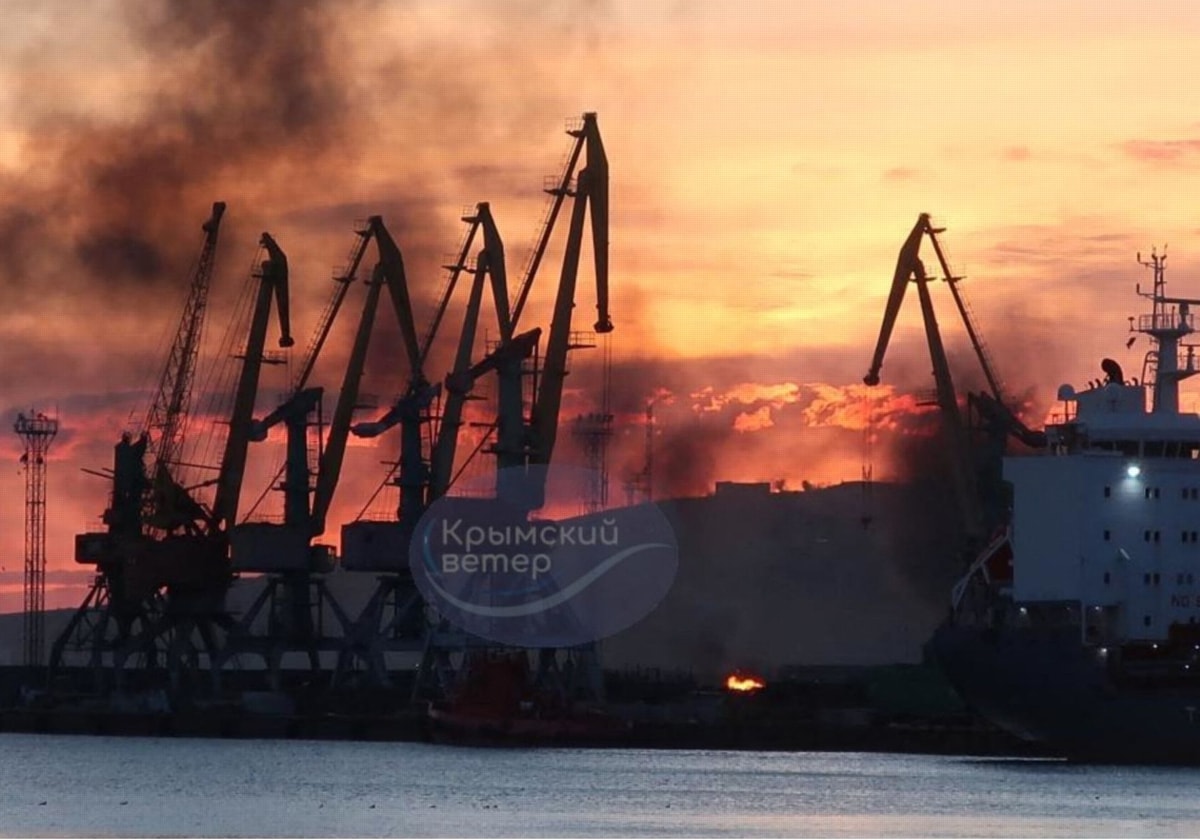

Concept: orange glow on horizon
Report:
left=5, top=0, right=1200, bottom=619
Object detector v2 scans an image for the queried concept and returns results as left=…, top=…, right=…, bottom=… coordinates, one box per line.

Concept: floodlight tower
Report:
left=570, top=333, right=613, bottom=513
left=14, top=411, right=58, bottom=668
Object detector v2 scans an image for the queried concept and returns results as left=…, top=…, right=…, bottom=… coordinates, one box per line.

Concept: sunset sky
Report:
left=3, top=0, right=1200, bottom=612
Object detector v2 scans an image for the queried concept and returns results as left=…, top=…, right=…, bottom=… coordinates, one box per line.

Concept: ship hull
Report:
left=930, top=621, right=1200, bottom=763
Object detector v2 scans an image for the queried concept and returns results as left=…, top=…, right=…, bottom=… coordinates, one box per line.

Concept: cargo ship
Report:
left=931, top=249, right=1200, bottom=762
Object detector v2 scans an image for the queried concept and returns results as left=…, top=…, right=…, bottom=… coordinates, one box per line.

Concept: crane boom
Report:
left=211, top=233, right=294, bottom=533
left=145, top=201, right=226, bottom=481
left=526, top=114, right=612, bottom=474
left=864, top=214, right=928, bottom=387
left=313, top=217, right=429, bottom=534
left=511, top=126, right=587, bottom=330
left=368, top=217, right=424, bottom=385
left=924, top=226, right=1006, bottom=403
left=415, top=201, right=506, bottom=366
left=428, top=262, right=487, bottom=501
left=419, top=213, right=480, bottom=366
left=364, top=202, right=520, bottom=503
left=292, top=221, right=375, bottom=392
left=478, top=203, right=512, bottom=341
left=864, top=214, right=984, bottom=542
left=583, top=117, right=612, bottom=334
left=310, top=263, right=385, bottom=535
left=528, top=176, right=589, bottom=469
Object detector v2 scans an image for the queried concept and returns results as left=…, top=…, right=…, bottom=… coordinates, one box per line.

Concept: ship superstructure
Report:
left=935, top=249, right=1200, bottom=761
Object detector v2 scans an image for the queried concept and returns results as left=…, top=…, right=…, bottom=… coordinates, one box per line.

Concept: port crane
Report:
left=522, top=111, right=612, bottom=506
left=213, top=218, right=414, bottom=689
left=210, top=233, right=295, bottom=536
left=142, top=203, right=230, bottom=537
left=216, top=213, right=484, bottom=690
left=865, top=214, right=1005, bottom=547
left=411, top=113, right=613, bottom=705
left=334, top=212, right=447, bottom=573
left=50, top=204, right=231, bottom=686
left=865, top=214, right=1050, bottom=563
left=345, top=216, right=437, bottom=535
left=335, top=203, right=523, bottom=685
left=429, top=113, right=613, bottom=512
left=426, top=202, right=542, bottom=502
left=51, top=207, right=298, bottom=695
left=339, top=113, right=613, bottom=692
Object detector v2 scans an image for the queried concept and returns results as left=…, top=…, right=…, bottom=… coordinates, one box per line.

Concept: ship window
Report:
left=1144, top=573, right=1151, bottom=584
left=1193, top=531, right=1198, bottom=542
left=1104, top=529, right=1111, bottom=541
left=1144, top=615, right=1152, bottom=627
left=1154, top=572, right=1161, bottom=584
left=1156, top=488, right=1162, bottom=499
left=1155, top=531, right=1162, bottom=543
left=1185, top=488, right=1191, bottom=500
left=1179, top=573, right=1186, bottom=585
left=1144, top=530, right=1151, bottom=542
left=1145, top=487, right=1152, bottom=499
left=1105, top=486, right=1112, bottom=498
left=1193, top=489, right=1199, bottom=500
left=1104, top=572, right=1111, bottom=584
left=1183, top=531, right=1189, bottom=544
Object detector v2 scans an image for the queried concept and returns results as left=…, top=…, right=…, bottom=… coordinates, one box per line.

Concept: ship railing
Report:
left=1168, top=346, right=1199, bottom=373
left=1137, top=311, right=1195, bottom=332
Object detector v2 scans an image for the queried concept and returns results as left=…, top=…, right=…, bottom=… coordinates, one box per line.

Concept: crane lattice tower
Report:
left=14, top=411, right=58, bottom=668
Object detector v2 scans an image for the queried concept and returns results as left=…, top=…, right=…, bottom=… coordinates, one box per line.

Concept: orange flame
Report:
left=725, top=673, right=766, bottom=693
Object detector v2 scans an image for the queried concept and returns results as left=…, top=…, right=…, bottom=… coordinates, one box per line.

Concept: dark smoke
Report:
left=654, top=423, right=726, bottom=498
left=5, top=1, right=356, bottom=301
left=0, top=0, right=500, bottom=418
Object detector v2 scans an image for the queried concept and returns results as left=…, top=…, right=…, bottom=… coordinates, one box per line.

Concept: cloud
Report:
left=1121, top=137, right=1200, bottom=165
left=690, top=381, right=802, bottom=413
left=732, top=404, right=774, bottom=432
left=800, top=382, right=935, bottom=435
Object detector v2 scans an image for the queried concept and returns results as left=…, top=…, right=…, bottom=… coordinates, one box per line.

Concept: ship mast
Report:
left=1135, top=248, right=1200, bottom=413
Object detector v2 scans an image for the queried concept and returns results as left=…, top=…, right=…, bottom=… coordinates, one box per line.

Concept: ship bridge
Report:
left=1048, top=381, right=1200, bottom=455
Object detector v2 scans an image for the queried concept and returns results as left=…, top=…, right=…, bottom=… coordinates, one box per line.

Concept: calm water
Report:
left=1, top=735, right=1198, bottom=837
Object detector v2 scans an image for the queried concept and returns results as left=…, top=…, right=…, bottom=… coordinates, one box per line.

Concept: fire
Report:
left=725, top=673, right=766, bottom=693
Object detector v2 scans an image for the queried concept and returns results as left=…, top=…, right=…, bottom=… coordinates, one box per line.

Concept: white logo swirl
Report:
left=421, top=542, right=672, bottom=618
